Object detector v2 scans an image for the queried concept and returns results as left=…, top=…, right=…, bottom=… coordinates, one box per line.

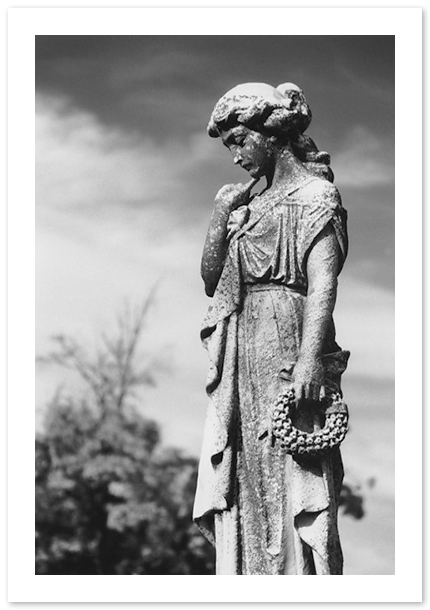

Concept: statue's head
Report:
left=208, top=82, right=333, bottom=182
left=207, top=82, right=312, bottom=141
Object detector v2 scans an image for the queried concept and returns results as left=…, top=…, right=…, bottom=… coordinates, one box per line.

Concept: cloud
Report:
left=108, top=46, right=214, bottom=90
left=36, top=94, right=168, bottom=207
left=335, top=275, right=394, bottom=380
left=336, top=59, right=394, bottom=106
left=332, top=126, right=394, bottom=189
left=36, top=93, right=217, bottom=212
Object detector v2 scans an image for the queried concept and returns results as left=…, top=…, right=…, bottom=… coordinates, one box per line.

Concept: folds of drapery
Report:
left=193, top=178, right=349, bottom=573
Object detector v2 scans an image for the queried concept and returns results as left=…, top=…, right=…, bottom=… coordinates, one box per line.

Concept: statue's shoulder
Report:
left=299, top=178, right=342, bottom=210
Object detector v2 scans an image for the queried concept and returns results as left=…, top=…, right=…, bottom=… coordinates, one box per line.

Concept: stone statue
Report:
left=193, top=82, right=350, bottom=575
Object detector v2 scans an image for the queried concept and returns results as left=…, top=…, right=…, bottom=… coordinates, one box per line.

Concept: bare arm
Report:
left=292, top=224, right=340, bottom=402
left=201, top=178, right=257, bottom=296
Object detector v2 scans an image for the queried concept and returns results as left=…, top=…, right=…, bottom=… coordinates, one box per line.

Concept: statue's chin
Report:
left=247, top=167, right=262, bottom=179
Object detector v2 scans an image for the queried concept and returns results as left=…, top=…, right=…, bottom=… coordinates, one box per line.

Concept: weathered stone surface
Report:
left=194, top=83, right=349, bottom=575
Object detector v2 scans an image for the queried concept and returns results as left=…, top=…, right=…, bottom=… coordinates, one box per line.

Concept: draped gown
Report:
left=193, top=177, right=349, bottom=575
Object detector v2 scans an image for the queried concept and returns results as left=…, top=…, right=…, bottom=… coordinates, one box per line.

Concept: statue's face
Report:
left=220, top=126, right=275, bottom=179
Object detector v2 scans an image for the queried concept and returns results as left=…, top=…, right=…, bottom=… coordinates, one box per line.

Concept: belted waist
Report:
left=244, top=283, right=306, bottom=296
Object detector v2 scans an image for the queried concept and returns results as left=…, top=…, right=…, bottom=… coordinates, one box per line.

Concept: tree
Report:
left=36, top=298, right=214, bottom=574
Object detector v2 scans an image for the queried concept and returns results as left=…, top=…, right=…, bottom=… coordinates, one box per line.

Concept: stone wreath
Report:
left=272, top=387, right=348, bottom=455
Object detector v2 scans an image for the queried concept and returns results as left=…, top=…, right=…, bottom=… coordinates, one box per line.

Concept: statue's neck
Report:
left=266, top=147, right=309, bottom=190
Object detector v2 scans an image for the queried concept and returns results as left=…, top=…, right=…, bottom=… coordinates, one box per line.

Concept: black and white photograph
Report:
left=7, top=5, right=422, bottom=603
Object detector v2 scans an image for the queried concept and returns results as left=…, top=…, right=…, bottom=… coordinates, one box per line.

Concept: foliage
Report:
left=35, top=400, right=214, bottom=575
left=36, top=299, right=214, bottom=575
left=338, top=481, right=365, bottom=520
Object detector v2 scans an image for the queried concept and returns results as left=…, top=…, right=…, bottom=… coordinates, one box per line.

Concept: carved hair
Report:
left=208, top=82, right=334, bottom=182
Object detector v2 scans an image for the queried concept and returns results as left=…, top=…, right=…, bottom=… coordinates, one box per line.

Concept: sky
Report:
left=35, top=35, right=395, bottom=575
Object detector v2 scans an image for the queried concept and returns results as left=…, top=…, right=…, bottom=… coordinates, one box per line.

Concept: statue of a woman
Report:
left=193, top=82, right=350, bottom=575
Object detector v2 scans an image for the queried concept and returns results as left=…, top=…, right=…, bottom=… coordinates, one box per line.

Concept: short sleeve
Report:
left=297, top=180, right=348, bottom=276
